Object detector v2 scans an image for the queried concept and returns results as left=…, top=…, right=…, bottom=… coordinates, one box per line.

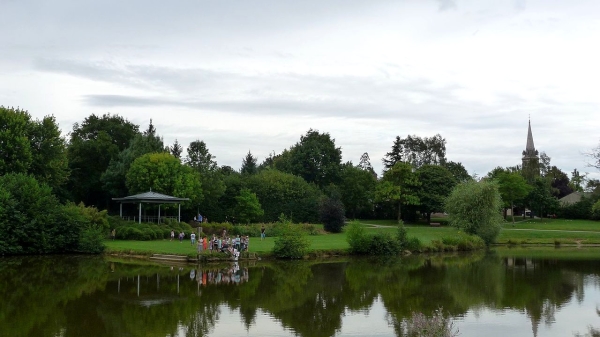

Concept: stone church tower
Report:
left=522, top=120, right=540, bottom=182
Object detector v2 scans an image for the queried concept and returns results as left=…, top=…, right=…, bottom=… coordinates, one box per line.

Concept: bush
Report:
left=272, top=222, right=310, bottom=259
left=78, top=228, right=105, bottom=254
left=592, top=200, right=600, bottom=220
left=405, top=308, right=459, bottom=337
left=319, top=197, right=346, bottom=233
left=346, top=221, right=370, bottom=254
left=346, top=221, right=411, bottom=255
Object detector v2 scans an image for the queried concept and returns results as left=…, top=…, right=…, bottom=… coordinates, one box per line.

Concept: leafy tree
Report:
left=586, top=179, right=600, bottom=194
left=0, top=107, right=69, bottom=194
left=319, top=196, right=346, bottom=233
left=592, top=200, right=600, bottom=220
left=101, top=121, right=165, bottom=199
left=68, top=113, right=139, bottom=207
left=169, top=139, right=183, bottom=159
left=376, top=162, right=420, bottom=222
left=246, top=169, right=323, bottom=223
left=184, top=140, right=226, bottom=217
left=241, top=151, right=258, bottom=175
left=338, top=163, right=377, bottom=218
left=382, top=134, right=446, bottom=171
left=272, top=222, right=310, bottom=259
left=185, top=140, right=217, bottom=172
left=285, top=129, right=343, bottom=188
left=358, top=152, right=377, bottom=178
left=546, top=166, right=573, bottom=198
left=0, top=106, right=32, bottom=175
left=496, top=172, right=531, bottom=222
left=526, top=178, right=559, bottom=219
left=416, top=165, right=457, bottom=224
left=539, top=152, right=551, bottom=177
left=445, top=180, right=503, bottom=245
left=569, top=168, right=587, bottom=192
left=234, top=188, right=264, bottom=224
left=126, top=152, right=202, bottom=204
left=443, top=161, right=471, bottom=183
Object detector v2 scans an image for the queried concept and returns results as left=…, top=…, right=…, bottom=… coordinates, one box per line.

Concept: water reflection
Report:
left=2, top=250, right=600, bottom=336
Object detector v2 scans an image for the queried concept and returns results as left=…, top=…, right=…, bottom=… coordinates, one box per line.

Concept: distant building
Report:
left=522, top=120, right=540, bottom=182
left=559, top=191, right=592, bottom=206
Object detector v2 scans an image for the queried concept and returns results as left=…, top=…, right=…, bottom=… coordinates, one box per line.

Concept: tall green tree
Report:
left=569, top=168, right=586, bottom=192
left=339, top=163, right=377, bottom=218
left=0, top=107, right=69, bottom=194
left=0, top=106, right=32, bottom=175
left=496, top=172, right=531, bottom=223
left=382, top=134, right=446, bottom=171
left=416, top=164, right=457, bottom=224
left=184, top=140, right=225, bottom=217
left=246, top=169, right=323, bottom=222
left=101, top=121, right=165, bottom=199
left=68, top=113, right=139, bottom=207
left=376, top=162, right=420, bottom=222
left=169, top=139, right=183, bottom=159
left=234, top=188, right=264, bottom=224
left=546, top=166, right=573, bottom=198
left=445, top=180, right=503, bottom=245
left=126, top=152, right=202, bottom=204
left=285, top=129, right=343, bottom=188
left=443, top=161, right=471, bottom=183
left=240, top=151, right=258, bottom=175
left=526, top=178, right=559, bottom=220
left=358, top=152, right=377, bottom=178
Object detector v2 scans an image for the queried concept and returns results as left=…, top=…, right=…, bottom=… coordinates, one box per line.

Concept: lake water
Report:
left=2, top=248, right=600, bottom=337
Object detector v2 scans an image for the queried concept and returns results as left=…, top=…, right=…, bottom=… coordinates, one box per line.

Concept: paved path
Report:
left=501, top=228, right=600, bottom=234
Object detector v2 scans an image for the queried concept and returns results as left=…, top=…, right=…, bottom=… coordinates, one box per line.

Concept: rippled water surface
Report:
left=3, top=247, right=600, bottom=336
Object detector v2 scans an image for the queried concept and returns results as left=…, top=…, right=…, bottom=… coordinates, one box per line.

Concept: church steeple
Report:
left=522, top=119, right=540, bottom=182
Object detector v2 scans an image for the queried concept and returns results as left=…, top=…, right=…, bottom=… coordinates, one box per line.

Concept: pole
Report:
left=139, top=203, right=142, bottom=224
left=178, top=204, right=181, bottom=222
left=120, top=203, right=122, bottom=217
left=158, top=205, right=161, bottom=224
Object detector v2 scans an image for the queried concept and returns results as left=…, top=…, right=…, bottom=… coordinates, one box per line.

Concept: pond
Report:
left=2, top=248, right=600, bottom=337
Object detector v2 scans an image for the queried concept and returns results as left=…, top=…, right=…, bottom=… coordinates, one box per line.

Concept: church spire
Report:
left=526, top=119, right=535, bottom=152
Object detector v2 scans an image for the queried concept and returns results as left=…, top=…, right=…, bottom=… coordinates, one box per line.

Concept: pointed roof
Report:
left=526, top=120, right=535, bottom=151
left=112, top=191, right=190, bottom=204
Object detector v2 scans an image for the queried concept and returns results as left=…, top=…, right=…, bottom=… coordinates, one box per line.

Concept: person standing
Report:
left=111, top=229, right=116, bottom=240
left=191, top=232, right=196, bottom=245
left=261, top=225, right=266, bottom=240
left=170, top=230, right=175, bottom=241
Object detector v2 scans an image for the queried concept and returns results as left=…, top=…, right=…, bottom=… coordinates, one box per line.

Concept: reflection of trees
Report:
left=3, top=253, right=600, bottom=337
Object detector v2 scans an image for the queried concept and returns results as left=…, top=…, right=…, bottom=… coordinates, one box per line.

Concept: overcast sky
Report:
left=2, top=0, right=599, bottom=179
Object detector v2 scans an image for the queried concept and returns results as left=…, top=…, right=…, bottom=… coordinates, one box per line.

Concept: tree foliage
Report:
left=68, top=113, right=139, bottom=207
left=185, top=140, right=217, bottom=173
left=383, top=134, right=446, bottom=170
left=0, top=107, right=69, bottom=193
left=338, top=163, right=377, bottom=218
left=235, top=188, right=264, bottom=224
left=246, top=169, right=323, bottom=223
left=496, top=172, right=531, bottom=222
left=319, top=196, right=346, bottom=233
left=445, top=180, right=503, bottom=245
left=443, top=161, right=471, bottom=183
left=417, top=165, right=457, bottom=224
left=285, top=129, right=343, bottom=188
left=169, top=139, right=183, bottom=159
left=526, top=178, right=559, bottom=219
left=241, top=150, right=258, bottom=175
left=376, top=162, right=420, bottom=222
left=126, top=152, right=202, bottom=204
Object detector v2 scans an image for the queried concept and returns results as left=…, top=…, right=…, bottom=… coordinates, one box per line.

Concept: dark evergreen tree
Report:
left=241, top=150, right=258, bottom=175
left=170, top=139, right=183, bottom=159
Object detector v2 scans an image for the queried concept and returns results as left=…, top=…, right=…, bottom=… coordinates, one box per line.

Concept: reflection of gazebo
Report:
left=112, top=191, right=190, bottom=224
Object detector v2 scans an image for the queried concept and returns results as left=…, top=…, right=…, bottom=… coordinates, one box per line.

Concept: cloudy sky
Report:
left=2, top=0, right=599, bottom=179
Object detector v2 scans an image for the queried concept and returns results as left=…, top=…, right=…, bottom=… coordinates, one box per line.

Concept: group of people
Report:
left=192, top=233, right=250, bottom=260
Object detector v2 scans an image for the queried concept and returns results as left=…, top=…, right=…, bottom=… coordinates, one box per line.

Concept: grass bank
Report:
left=103, top=218, right=600, bottom=257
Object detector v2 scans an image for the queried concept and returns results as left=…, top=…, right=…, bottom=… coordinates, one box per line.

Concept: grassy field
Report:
left=104, top=218, right=600, bottom=256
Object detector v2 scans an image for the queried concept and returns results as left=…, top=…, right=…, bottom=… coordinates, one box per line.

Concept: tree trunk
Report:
left=511, top=201, right=515, bottom=224
left=427, top=212, right=431, bottom=225
left=397, top=201, right=402, bottom=224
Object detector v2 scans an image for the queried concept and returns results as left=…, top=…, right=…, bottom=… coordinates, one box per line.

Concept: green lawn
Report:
left=104, top=219, right=600, bottom=256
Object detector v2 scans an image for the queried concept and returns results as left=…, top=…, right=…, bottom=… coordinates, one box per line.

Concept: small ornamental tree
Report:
left=445, top=180, right=503, bottom=245
left=319, top=196, right=346, bottom=233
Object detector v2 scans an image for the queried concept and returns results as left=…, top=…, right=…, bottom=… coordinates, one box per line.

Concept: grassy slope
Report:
left=104, top=219, right=600, bottom=255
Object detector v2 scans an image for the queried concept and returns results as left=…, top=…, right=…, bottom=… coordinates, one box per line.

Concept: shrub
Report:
left=346, top=221, right=369, bottom=254
left=405, top=237, right=423, bottom=251
left=592, top=200, right=600, bottom=220
left=272, top=224, right=310, bottom=259
left=369, top=233, right=402, bottom=255
left=405, top=308, right=459, bottom=337
left=78, top=228, right=105, bottom=254
left=319, top=196, right=346, bottom=233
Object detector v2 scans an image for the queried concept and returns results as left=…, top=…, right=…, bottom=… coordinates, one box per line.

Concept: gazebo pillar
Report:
left=139, top=203, right=142, bottom=224
left=158, top=205, right=161, bottom=224
left=119, top=203, right=122, bottom=217
left=178, top=204, right=181, bottom=222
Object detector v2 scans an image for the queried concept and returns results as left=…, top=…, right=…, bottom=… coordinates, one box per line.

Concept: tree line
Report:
left=2, top=105, right=600, bottom=251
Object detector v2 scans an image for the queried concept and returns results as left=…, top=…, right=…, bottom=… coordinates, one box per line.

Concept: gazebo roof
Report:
left=112, top=191, right=190, bottom=204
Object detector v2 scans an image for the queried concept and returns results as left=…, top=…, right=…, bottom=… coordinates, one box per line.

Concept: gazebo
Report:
left=112, top=191, right=190, bottom=224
